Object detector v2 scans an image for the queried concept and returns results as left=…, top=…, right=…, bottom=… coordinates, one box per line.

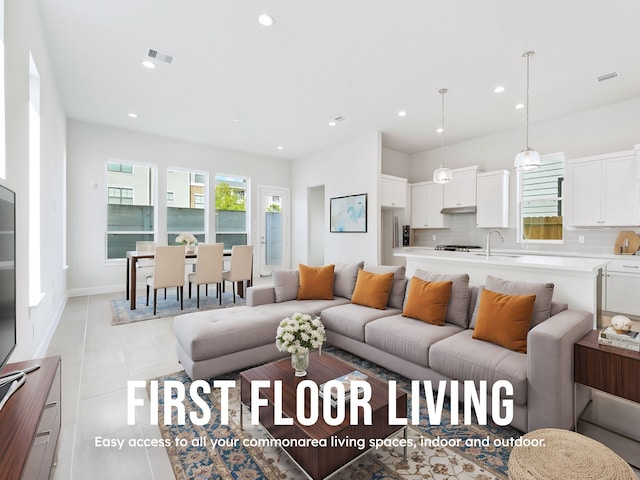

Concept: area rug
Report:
left=110, top=291, right=244, bottom=325
left=152, top=347, right=522, bottom=479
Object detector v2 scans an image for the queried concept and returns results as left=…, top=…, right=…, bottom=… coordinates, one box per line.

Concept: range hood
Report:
left=440, top=206, right=477, bottom=215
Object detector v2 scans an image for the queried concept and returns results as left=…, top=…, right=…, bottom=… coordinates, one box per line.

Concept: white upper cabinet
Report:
left=380, top=174, right=407, bottom=208
left=410, top=181, right=448, bottom=229
left=443, top=166, right=481, bottom=209
left=476, top=170, right=510, bottom=228
left=567, top=151, right=639, bottom=227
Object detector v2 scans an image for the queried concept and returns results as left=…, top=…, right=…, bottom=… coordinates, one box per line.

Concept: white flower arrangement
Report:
left=275, top=313, right=326, bottom=356
left=175, top=233, right=197, bottom=245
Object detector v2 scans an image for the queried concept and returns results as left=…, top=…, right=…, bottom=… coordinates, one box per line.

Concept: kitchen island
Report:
left=396, top=248, right=609, bottom=327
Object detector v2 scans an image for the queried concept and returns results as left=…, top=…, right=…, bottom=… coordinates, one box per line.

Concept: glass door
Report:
left=259, top=186, right=289, bottom=276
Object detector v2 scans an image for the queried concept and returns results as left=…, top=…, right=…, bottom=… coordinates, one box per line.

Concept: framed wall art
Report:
left=330, top=193, right=367, bottom=233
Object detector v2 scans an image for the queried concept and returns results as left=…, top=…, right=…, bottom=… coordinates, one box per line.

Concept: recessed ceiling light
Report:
left=436, top=127, right=444, bottom=133
left=231, top=118, right=240, bottom=123
left=277, top=145, right=284, bottom=150
left=128, top=112, right=138, bottom=118
left=258, top=14, right=275, bottom=27
left=515, top=103, right=525, bottom=110
left=142, top=60, right=156, bottom=69
left=398, top=110, right=407, bottom=117
left=328, top=121, right=337, bottom=127
left=494, top=85, right=505, bottom=93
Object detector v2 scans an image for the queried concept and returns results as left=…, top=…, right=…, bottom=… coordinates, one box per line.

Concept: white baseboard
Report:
left=34, top=294, right=68, bottom=359
left=67, top=284, right=125, bottom=297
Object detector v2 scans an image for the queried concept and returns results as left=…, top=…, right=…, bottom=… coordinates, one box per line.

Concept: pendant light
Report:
left=433, top=88, right=452, bottom=183
left=514, top=51, right=541, bottom=170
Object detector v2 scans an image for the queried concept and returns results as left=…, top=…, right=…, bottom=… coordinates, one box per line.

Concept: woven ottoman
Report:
left=508, top=428, right=635, bottom=480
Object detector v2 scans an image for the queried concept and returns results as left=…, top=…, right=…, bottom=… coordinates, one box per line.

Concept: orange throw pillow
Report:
left=351, top=269, right=395, bottom=310
left=402, top=277, right=453, bottom=326
left=472, top=288, right=536, bottom=353
left=297, top=264, right=335, bottom=300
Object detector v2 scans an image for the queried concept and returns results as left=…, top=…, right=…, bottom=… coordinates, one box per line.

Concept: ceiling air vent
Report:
left=147, top=49, right=174, bottom=65
left=597, top=71, right=618, bottom=82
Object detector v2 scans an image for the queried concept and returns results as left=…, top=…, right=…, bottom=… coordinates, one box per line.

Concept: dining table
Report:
left=125, top=249, right=251, bottom=310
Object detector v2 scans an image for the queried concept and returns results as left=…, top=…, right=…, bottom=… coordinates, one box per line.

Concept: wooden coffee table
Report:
left=240, top=352, right=408, bottom=480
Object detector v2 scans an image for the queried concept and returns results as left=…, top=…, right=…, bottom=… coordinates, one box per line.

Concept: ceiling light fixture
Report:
left=258, top=14, right=275, bottom=27
left=128, top=112, right=138, bottom=118
left=515, top=103, right=525, bottom=110
left=328, top=121, right=337, bottom=127
left=433, top=88, right=452, bottom=184
left=494, top=85, right=505, bottom=93
left=398, top=110, right=407, bottom=117
left=141, top=60, right=156, bottom=69
left=277, top=145, right=284, bottom=150
left=514, top=51, right=541, bottom=170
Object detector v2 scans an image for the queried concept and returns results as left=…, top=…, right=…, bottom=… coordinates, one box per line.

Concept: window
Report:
left=0, top=1, right=5, bottom=179
left=106, top=161, right=155, bottom=259
left=518, top=153, right=564, bottom=242
left=107, top=162, right=133, bottom=174
left=108, top=187, right=133, bottom=205
left=28, top=52, right=42, bottom=305
left=215, top=174, right=249, bottom=249
left=167, top=168, right=208, bottom=245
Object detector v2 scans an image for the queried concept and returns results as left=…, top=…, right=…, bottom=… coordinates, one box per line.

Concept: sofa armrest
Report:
left=526, top=309, right=593, bottom=431
left=246, top=285, right=276, bottom=307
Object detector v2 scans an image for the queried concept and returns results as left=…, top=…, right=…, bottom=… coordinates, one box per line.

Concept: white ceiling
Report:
left=35, top=0, right=640, bottom=159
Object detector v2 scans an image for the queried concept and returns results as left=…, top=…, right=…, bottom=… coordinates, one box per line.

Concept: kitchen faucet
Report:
left=486, top=229, right=504, bottom=258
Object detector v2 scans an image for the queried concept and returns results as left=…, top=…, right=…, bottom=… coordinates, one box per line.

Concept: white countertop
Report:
left=396, top=248, right=609, bottom=273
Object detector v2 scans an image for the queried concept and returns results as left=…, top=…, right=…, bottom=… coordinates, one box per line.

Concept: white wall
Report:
left=291, top=131, right=382, bottom=266
left=66, top=120, right=291, bottom=295
left=381, top=147, right=410, bottom=179
left=4, top=0, right=68, bottom=361
left=410, top=97, right=640, bottom=181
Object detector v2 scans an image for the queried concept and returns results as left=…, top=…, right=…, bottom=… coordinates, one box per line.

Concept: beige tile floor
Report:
left=46, top=292, right=180, bottom=480
left=45, top=290, right=640, bottom=480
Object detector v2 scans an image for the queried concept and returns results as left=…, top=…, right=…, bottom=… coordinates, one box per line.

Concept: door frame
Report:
left=258, top=185, right=290, bottom=276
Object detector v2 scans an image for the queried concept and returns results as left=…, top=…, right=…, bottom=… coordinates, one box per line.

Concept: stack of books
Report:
left=598, top=326, right=640, bottom=352
left=319, top=370, right=368, bottom=407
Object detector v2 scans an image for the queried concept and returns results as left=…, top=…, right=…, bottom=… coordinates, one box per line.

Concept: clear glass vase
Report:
left=291, top=351, right=309, bottom=377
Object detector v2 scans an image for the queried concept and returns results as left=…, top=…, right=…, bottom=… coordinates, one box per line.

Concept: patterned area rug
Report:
left=110, top=291, right=244, bottom=325
left=153, top=347, right=522, bottom=479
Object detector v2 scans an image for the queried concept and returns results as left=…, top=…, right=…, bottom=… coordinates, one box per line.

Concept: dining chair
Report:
left=222, top=245, right=253, bottom=303
left=188, top=243, right=224, bottom=307
left=135, top=241, right=156, bottom=267
left=145, top=245, right=186, bottom=315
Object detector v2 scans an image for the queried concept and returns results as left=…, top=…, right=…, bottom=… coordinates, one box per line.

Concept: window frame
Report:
left=516, top=152, right=565, bottom=245
left=214, top=172, right=250, bottom=249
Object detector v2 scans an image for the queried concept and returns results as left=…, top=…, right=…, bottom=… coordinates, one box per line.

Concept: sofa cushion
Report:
left=272, top=270, right=300, bottom=303
left=297, top=264, right=335, bottom=300
left=472, top=288, right=536, bottom=353
left=364, top=264, right=408, bottom=309
left=485, top=275, right=554, bottom=328
left=402, top=277, right=452, bottom=326
left=413, top=269, right=470, bottom=328
left=351, top=269, right=395, bottom=310
left=322, top=303, right=400, bottom=342
left=333, top=261, right=364, bottom=299
left=429, top=330, right=528, bottom=405
left=365, top=314, right=463, bottom=367
left=174, top=307, right=282, bottom=361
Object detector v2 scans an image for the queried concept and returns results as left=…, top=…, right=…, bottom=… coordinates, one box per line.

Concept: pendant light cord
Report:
left=439, top=88, right=447, bottom=165
left=523, top=51, right=534, bottom=150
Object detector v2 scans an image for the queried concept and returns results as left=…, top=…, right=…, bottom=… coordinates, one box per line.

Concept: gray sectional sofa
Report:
left=173, top=261, right=592, bottom=433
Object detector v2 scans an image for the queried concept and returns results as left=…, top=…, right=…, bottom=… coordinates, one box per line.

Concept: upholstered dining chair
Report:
left=145, top=245, right=186, bottom=315
left=188, top=243, right=224, bottom=307
left=222, top=245, right=253, bottom=303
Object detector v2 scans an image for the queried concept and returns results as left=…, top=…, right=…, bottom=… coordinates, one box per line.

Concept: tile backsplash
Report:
left=411, top=213, right=638, bottom=256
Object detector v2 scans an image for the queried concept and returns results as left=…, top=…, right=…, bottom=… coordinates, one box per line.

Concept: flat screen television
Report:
left=0, top=184, right=16, bottom=385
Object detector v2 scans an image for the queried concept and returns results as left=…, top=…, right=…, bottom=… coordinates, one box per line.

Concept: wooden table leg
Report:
left=130, top=258, right=138, bottom=310
left=126, top=257, right=131, bottom=300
